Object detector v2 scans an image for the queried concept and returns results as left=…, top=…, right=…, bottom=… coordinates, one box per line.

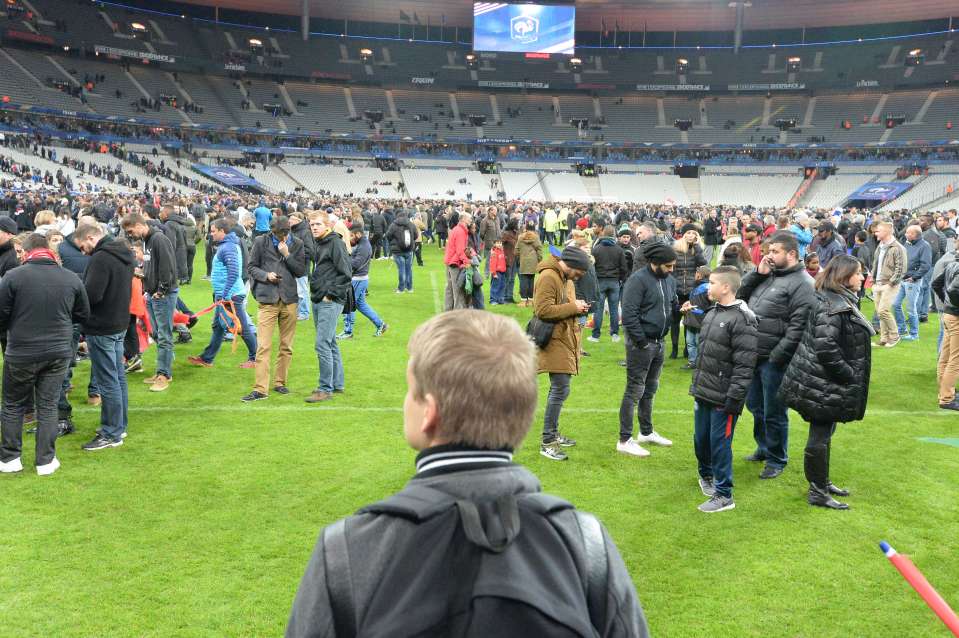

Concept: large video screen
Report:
left=473, top=3, right=575, bottom=55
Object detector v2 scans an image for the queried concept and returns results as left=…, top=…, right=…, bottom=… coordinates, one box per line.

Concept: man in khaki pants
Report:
left=243, top=216, right=308, bottom=402
left=932, top=250, right=959, bottom=410
left=871, top=221, right=907, bottom=348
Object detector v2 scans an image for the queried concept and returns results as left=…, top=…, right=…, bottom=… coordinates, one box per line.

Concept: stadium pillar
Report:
left=733, top=1, right=745, bottom=54
left=301, top=0, right=309, bottom=42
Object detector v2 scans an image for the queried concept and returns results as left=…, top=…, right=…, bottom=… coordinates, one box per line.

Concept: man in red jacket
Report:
left=443, top=212, right=472, bottom=310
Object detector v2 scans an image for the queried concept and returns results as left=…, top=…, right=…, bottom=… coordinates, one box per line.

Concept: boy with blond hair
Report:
left=286, top=311, right=648, bottom=637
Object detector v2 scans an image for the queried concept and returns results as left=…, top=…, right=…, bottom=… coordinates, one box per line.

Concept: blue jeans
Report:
left=471, top=283, right=485, bottom=309
left=199, top=297, right=257, bottom=363
left=147, top=291, right=178, bottom=378
left=504, top=259, right=518, bottom=302
left=687, top=329, right=700, bottom=365
left=592, top=278, right=620, bottom=338
left=296, top=275, right=310, bottom=320
left=313, top=300, right=344, bottom=393
left=343, top=279, right=383, bottom=334
left=893, top=280, right=921, bottom=339
left=694, top=400, right=739, bottom=498
left=745, top=359, right=789, bottom=469
left=394, top=252, right=413, bottom=291
left=86, top=333, right=128, bottom=441
left=918, top=272, right=933, bottom=320
left=489, top=273, right=506, bottom=303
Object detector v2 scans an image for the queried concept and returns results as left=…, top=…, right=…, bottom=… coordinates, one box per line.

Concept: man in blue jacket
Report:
left=189, top=219, right=257, bottom=369
left=339, top=223, right=388, bottom=339
left=617, top=242, right=678, bottom=458
left=893, top=224, right=932, bottom=341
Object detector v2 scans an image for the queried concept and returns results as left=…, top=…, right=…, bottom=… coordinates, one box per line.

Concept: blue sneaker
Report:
left=901, top=335, right=919, bottom=341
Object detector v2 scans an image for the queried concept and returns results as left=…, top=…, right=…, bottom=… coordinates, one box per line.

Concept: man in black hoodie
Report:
left=159, top=205, right=188, bottom=283
left=122, top=213, right=178, bottom=392
left=307, top=211, right=351, bottom=403
left=73, top=223, right=134, bottom=450
left=370, top=207, right=388, bottom=260
left=386, top=211, right=419, bottom=293
left=590, top=225, right=628, bottom=342
left=0, top=233, right=89, bottom=476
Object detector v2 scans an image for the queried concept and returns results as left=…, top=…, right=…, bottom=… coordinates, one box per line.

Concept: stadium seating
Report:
left=700, top=174, right=804, bottom=208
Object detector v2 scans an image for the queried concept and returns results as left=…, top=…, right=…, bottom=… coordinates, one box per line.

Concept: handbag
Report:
left=525, top=281, right=569, bottom=349
left=525, top=316, right=555, bottom=349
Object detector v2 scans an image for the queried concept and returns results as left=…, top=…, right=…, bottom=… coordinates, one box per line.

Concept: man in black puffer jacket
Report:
left=689, top=266, right=758, bottom=513
left=737, top=230, right=815, bottom=479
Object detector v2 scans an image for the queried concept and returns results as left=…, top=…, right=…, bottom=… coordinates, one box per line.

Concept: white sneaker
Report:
left=36, top=457, right=60, bottom=476
left=616, top=438, right=650, bottom=457
left=0, top=457, right=23, bottom=473
left=637, top=431, right=673, bottom=447
left=586, top=336, right=600, bottom=343
left=611, top=334, right=621, bottom=343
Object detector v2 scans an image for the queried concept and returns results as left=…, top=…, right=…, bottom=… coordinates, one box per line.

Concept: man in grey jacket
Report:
left=285, top=311, right=648, bottom=638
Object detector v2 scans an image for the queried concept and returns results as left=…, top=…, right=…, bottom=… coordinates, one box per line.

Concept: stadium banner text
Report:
left=636, top=84, right=710, bottom=91
left=94, top=45, right=175, bottom=63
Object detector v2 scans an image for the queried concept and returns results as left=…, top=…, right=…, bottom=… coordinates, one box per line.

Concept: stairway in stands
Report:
left=681, top=177, right=701, bottom=205
left=581, top=175, right=603, bottom=202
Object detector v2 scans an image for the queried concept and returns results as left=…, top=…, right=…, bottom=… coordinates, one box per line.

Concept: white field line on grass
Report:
left=71, top=406, right=958, bottom=417
left=428, top=270, right=441, bottom=314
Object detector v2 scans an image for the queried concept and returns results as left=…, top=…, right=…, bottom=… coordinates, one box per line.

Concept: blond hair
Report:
left=673, top=230, right=703, bottom=254
left=407, top=310, right=537, bottom=450
left=34, top=210, right=56, bottom=227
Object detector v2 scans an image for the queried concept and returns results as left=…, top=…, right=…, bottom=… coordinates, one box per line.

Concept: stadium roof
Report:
left=178, top=0, right=957, bottom=31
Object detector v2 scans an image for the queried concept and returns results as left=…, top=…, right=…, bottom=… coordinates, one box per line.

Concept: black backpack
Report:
left=323, top=484, right=609, bottom=637
left=396, top=222, right=415, bottom=252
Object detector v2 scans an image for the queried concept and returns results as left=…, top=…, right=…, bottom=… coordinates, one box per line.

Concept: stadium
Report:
left=1, top=0, right=958, bottom=635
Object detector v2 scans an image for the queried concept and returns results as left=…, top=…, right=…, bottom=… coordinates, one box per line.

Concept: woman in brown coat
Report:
left=534, top=247, right=591, bottom=461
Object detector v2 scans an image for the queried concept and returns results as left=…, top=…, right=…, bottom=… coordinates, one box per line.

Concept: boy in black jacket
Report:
left=689, top=266, right=758, bottom=513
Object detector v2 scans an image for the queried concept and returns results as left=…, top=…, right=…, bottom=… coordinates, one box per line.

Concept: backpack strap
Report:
left=575, top=511, right=610, bottom=635
left=358, top=484, right=458, bottom=522
left=323, top=519, right=357, bottom=638
left=522, top=493, right=609, bottom=631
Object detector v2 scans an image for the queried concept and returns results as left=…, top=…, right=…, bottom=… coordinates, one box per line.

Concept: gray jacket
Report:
left=285, top=464, right=648, bottom=638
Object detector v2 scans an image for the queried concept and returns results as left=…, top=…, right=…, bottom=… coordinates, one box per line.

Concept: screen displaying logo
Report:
left=474, top=3, right=575, bottom=55
left=510, top=15, right=539, bottom=44
left=848, top=182, right=912, bottom=201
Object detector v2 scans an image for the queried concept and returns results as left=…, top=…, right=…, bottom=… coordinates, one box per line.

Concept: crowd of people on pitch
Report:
left=437, top=199, right=958, bottom=513
left=0, top=183, right=955, bottom=507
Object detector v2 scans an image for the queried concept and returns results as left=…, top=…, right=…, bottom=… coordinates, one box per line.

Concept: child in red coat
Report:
left=488, top=241, right=509, bottom=305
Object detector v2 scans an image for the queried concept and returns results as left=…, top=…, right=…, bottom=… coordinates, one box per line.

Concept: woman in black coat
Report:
left=779, top=255, right=874, bottom=510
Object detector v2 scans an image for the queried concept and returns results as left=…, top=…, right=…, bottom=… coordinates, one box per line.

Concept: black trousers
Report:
left=670, top=293, right=689, bottom=354
left=124, top=314, right=140, bottom=360
left=185, top=245, right=196, bottom=284
left=415, top=243, right=423, bottom=266
left=804, top=420, right=837, bottom=487
left=371, top=234, right=384, bottom=259
left=519, top=274, right=535, bottom=299
left=205, top=239, right=214, bottom=277
left=1, top=358, right=70, bottom=466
